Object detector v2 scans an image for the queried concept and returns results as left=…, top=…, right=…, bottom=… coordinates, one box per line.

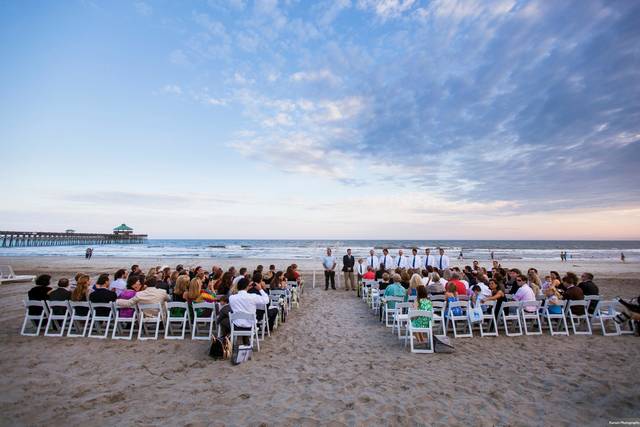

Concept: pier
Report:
left=0, top=225, right=147, bottom=248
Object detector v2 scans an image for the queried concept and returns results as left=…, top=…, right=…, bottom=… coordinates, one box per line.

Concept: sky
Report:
left=1, top=0, right=639, bottom=239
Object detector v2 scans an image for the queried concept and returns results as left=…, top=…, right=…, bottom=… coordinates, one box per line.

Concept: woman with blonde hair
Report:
left=71, top=274, right=91, bottom=316
left=185, top=277, right=202, bottom=303
left=173, top=275, right=191, bottom=302
left=527, top=269, right=542, bottom=296
left=409, top=273, right=422, bottom=296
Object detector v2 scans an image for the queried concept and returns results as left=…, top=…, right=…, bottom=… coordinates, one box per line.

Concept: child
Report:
left=411, top=285, right=433, bottom=343
left=544, top=286, right=563, bottom=314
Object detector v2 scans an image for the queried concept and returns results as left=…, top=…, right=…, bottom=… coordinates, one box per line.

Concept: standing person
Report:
left=621, top=252, right=626, bottom=263
left=395, top=249, right=406, bottom=269
left=436, top=248, right=450, bottom=271
left=367, top=249, right=379, bottom=271
left=322, top=248, right=337, bottom=290
left=423, top=248, right=434, bottom=269
left=458, top=250, right=463, bottom=260
left=490, top=250, right=494, bottom=260
left=380, top=248, right=392, bottom=271
left=355, top=258, right=366, bottom=297
left=85, top=248, right=91, bottom=259
left=342, top=249, right=355, bottom=292
left=409, top=248, right=422, bottom=270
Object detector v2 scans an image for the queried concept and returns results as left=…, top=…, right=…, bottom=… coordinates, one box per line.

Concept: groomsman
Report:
left=409, top=248, right=422, bottom=270
left=423, top=248, right=435, bottom=269
left=367, top=249, right=379, bottom=271
left=355, top=258, right=366, bottom=297
left=395, top=249, right=406, bottom=269
left=380, top=248, right=392, bottom=271
left=342, top=248, right=355, bottom=292
left=436, top=248, right=450, bottom=271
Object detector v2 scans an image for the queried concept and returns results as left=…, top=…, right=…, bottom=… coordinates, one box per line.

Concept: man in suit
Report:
left=342, top=248, right=355, bottom=292
left=409, top=248, right=422, bottom=270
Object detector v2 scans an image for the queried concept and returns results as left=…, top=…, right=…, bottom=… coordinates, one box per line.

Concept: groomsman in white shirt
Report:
left=395, top=249, right=406, bottom=269
left=409, top=248, right=422, bottom=270
left=367, top=249, right=379, bottom=271
left=423, top=248, right=435, bottom=269
left=436, top=248, right=450, bottom=271
left=380, top=248, right=392, bottom=271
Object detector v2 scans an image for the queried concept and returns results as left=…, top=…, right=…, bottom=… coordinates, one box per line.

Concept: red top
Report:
left=450, top=280, right=467, bottom=296
left=363, top=271, right=375, bottom=280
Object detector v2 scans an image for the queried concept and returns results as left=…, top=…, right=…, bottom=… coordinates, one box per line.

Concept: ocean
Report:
left=0, top=239, right=637, bottom=261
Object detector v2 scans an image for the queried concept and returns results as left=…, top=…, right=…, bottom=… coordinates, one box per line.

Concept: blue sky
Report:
left=1, top=0, right=639, bottom=239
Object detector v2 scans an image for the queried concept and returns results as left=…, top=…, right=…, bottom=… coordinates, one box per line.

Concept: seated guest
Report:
left=421, top=269, right=431, bottom=286
left=117, top=275, right=142, bottom=318
left=481, top=278, right=507, bottom=319
left=514, top=274, right=537, bottom=312
left=506, top=268, right=521, bottom=294
left=172, top=275, right=190, bottom=302
left=544, top=286, right=563, bottom=314
left=380, top=274, right=406, bottom=321
left=216, top=271, right=234, bottom=296
left=578, top=272, right=599, bottom=313
left=48, top=278, right=71, bottom=315
left=399, top=270, right=411, bottom=289
left=449, top=272, right=468, bottom=296
left=184, top=278, right=203, bottom=303
left=263, top=265, right=276, bottom=285
left=427, top=272, right=446, bottom=295
left=89, top=273, right=117, bottom=316
left=527, top=269, right=542, bottom=296
left=111, top=269, right=128, bottom=296
left=270, top=271, right=285, bottom=290
left=248, top=272, right=278, bottom=331
left=116, top=278, right=170, bottom=318
left=411, top=285, right=433, bottom=344
left=378, top=272, right=390, bottom=291
left=229, top=278, right=270, bottom=343
left=363, top=266, right=376, bottom=280
left=70, top=274, right=91, bottom=315
left=216, top=295, right=231, bottom=337
left=375, top=264, right=385, bottom=280
left=444, top=282, right=462, bottom=317
left=48, top=278, right=71, bottom=301
left=562, top=272, right=585, bottom=315
left=28, top=274, right=52, bottom=314
left=550, top=271, right=564, bottom=293
left=408, top=274, right=422, bottom=296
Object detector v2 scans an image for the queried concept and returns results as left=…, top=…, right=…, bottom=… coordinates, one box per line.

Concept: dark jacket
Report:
left=48, top=288, right=72, bottom=315
left=89, top=288, right=117, bottom=316
left=563, top=286, right=585, bottom=315
left=27, top=286, right=52, bottom=315
left=342, top=255, right=355, bottom=272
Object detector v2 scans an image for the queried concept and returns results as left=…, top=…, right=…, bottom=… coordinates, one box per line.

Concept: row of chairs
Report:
left=362, top=282, right=636, bottom=353
left=20, top=285, right=301, bottom=351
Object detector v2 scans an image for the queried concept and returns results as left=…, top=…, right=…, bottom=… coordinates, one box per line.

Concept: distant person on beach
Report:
left=458, top=250, right=463, bottom=260
left=322, top=248, right=336, bottom=290
left=621, top=252, right=626, bottom=263
left=436, top=248, right=450, bottom=271
left=490, top=250, right=494, bottom=260
left=342, top=248, right=355, bottom=292
left=85, top=248, right=91, bottom=259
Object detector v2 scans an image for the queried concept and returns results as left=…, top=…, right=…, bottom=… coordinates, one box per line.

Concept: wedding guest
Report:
left=48, top=278, right=71, bottom=315
left=578, top=272, right=599, bottom=313
left=562, top=272, right=585, bottom=315
left=111, top=269, right=128, bottom=296
left=70, top=275, right=91, bottom=316
left=118, top=275, right=143, bottom=318
left=481, top=279, right=506, bottom=319
left=89, top=273, right=117, bottom=316
left=28, top=274, right=52, bottom=314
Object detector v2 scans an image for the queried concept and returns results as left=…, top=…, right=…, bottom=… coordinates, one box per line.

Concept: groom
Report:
left=342, top=248, right=355, bottom=292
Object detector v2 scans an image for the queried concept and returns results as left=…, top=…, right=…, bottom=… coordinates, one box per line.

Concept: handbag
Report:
left=231, top=343, right=253, bottom=365
left=469, top=304, right=483, bottom=323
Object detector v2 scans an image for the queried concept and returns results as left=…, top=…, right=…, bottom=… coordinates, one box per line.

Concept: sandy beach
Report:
left=1, top=256, right=639, bottom=426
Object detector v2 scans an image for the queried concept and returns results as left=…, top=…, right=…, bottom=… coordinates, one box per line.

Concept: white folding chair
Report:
left=383, top=297, right=404, bottom=327
left=430, top=301, right=446, bottom=335
left=287, top=281, right=300, bottom=308
left=584, top=295, right=601, bottom=319
left=270, top=290, right=287, bottom=324
left=543, top=300, right=569, bottom=336
left=520, top=300, right=543, bottom=335
left=592, top=300, right=620, bottom=336
left=229, top=312, right=260, bottom=351
left=67, top=301, right=91, bottom=337
left=87, top=302, right=114, bottom=339
left=112, top=302, right=138, bottom=340
left=362, top=280, right=376, bottom=301
left=191, top=302, right=216, bottom=340
left=392, top=302, right=412, bottom=339
left=498, top=301, right=522, bottom=336
left=429, top=295, right=446, bottom=302
left=20, top=300, right=49, bottom=336
left=566, top=300, right=592, bottom=335
left=137, top=303, right=163, bottom=340
left=447, top=301, right=472, bottom=338
left=479, top=300, right=498, bottom=337
left=256, top=302, right=271, bottom=339
left=405, top=310, right=434, bottom=353
left=165, top=302, right=190, bottom=339
left=44, top=301, right=70, bottom=337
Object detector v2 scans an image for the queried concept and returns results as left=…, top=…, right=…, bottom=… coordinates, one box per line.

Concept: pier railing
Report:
left=0, top=231, right=147, bottom=247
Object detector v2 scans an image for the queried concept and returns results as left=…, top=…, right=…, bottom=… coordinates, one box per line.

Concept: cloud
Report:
left=357, top=0, right=416, bottom=20
left=161, top=84, right=183, bottom=95
left=290, top=69, right=341, bottom=85
left=133, top=1, right=152, bottom=16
